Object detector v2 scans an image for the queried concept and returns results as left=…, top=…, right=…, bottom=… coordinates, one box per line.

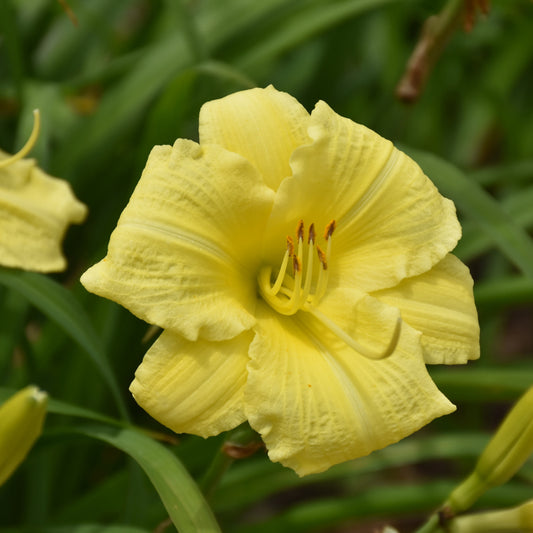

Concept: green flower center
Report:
left=258, top=219, right=335, bottom=316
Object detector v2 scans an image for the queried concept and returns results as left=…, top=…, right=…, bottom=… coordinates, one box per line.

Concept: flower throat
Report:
left=258, top=219, right=401, bottom=360
left=258, top=219, right=334, bottom=316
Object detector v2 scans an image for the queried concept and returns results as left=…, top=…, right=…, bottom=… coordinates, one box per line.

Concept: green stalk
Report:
left=414, top=512, right=447, bottom=533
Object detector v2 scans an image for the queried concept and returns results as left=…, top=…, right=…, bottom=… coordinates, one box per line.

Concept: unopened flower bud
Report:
left=448, top=499, right=533, bottom=533
left=0, top=386, right=47, bottom=486
left=447, top=386, right=533, bottom=512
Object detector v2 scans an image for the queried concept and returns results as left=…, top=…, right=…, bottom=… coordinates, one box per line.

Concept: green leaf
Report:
left=470, top=160, right=533, bottom=188
left=405, top=148, right=533, bottom=280
left=474, top=277, right=533, bottom=310
left=0, top=269, right=128, bottom=420
left=214, top=432, right=488, bottom=516
left=228, top=481, right=532, bottom=533
left=432, top=367, right=533, bottom=402
left=457, top=187, right=533, bottom=262
left=0, top=525, right=150, bottom=533
left=78, top=425, right=221, bottom=533
left=234, top=0, right=402, bottom=71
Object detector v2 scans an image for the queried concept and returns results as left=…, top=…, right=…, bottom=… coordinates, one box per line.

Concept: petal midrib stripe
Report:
left=122, top=220, right=245, bottom=270
left=338, top=145, right=398, bottom=227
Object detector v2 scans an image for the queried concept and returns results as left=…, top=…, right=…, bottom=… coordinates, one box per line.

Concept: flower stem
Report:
left=200, top=423, right=264, bottom=499
left=199, top=443, right=235, bottom=500
left=414, top=513, right=447, bottom=533
left=396, top=0, right=465, bottom=102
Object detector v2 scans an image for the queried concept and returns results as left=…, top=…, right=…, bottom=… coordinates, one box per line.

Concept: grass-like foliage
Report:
left=1, top=1, right=532, bottom=531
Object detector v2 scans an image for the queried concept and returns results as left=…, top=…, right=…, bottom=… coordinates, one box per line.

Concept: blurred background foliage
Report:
left=1, top=0, right=533, bottom=531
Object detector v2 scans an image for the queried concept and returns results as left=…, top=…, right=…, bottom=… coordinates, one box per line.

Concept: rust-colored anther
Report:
left=296, top=219, right=305, bottom=241
left=286, top=236, right=294, bottom=256
left=308, top=223, right=316, bottom=244
left=324, top=220, right=336, bottom=240
left=317, top=246, right=327, bottom=270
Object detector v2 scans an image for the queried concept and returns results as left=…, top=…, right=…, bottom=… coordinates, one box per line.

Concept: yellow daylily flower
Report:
left=81, top=86, right=479, bottom=475
left=0, top=110, right=87, bottom=272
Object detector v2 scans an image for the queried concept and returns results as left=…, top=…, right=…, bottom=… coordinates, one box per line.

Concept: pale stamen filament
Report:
left=314, top=239, right=331, bottom=303
left=300, top=223, right=316, bottom=308
left=310, top=308, right=403, bottom=360
left=0, top=109, right=41, bottom=169
left=267, top=236, right=293, bottom=296
left=281, top=248, right=302, bottom=315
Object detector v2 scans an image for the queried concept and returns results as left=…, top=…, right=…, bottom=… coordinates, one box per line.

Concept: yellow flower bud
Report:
left=447, top=386, right=533, bottom=512
left=0, top=386, right=48, bottom=486
left=449, top=500, right=533, bottom=533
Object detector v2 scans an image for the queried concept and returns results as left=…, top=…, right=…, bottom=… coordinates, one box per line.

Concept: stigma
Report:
left=258, top=219, right=335, bottom=316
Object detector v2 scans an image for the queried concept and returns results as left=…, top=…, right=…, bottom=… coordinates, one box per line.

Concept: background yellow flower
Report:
left=0, top=112, right=87, bottom=272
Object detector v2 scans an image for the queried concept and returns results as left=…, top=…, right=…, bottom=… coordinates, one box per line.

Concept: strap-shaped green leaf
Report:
left=0, top=269, right=128, bottom=419
left=405, top=148, right=533, bottom=280
left=79, top=425, right=221, bottom=533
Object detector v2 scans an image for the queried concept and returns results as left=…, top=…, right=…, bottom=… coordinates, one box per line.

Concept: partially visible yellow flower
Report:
left=81, top=86, right=479, bottom=475
left=0, top=386, right=48, bottom=486
left=0, top=110, right=87, bottom=272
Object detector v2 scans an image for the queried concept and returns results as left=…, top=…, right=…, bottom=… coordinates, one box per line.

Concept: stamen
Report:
left=301, top=230, right=316, bottom=305
left=315, top=220, right=335, bottom=301
left=269, top=250, right=289, bottom=295
left=324, top=219, right=336, bottom=240
left=258, top=218, right=336, bottom=315
left=261, top=237, right=294, bottom=296
left=311, top=308, right=403, bottom=360
left=0, top=109, right=41, bottom=169
left=284, top=254, right=303, bottom=314
left=292, top=255, right=301, bottom=273
left=259, top=218, right=399, bottom=359
left=316, top=246, right=327, bottom=270
left=308, top=223, right=315, bottom=244
left=314, top=246, right=328, bottom=304
left=286, top=236, right=294, bottom=256
left=296, top=219, right=304, bottom=242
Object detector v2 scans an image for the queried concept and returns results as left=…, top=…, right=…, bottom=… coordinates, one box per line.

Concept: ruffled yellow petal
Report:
left=262, top=100, right=460, bottom=293
left=0, top=152, right=87, bottom=272
left=81, top=139, right=274, bottom=341
left=130, top=329, right=251, bottom=437
left=199, top=85, right=310, bottom=191
left=372, top=254, right=479, bottom=365
left=246, top=302, right=455, bottom=476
